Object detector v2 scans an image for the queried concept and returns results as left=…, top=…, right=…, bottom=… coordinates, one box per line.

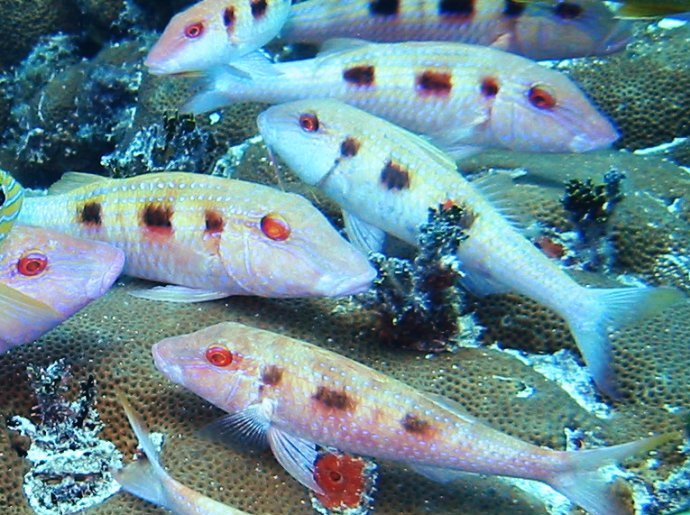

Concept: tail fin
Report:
left=547, top=432, right=680, bottom=515
left=571, top=286, right=683, bottom=398
left=112, top=392, right=171, bottom=509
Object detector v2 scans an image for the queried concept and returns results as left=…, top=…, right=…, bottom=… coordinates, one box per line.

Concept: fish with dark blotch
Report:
left=0, top=170, right=23, bottom=246
left=256, top=99, right=684, bottom=398
left=145, top=0, right=291, bottom=76
left=0, top=225, right=124, bottom=352
left=281, top=0, right=631, bottom=60
left=113, top=392, right=252, bottom=514
left=183, top=39, right=619, bottom=157
left=518, top=0, right=690, bottom=19
left=152, top=322, right=682, bottom=515
left=18, top=172, right=375, bottom=301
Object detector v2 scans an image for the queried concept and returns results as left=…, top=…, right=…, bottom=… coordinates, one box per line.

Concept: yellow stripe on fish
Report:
left=0, top=170, right=24, bottom=246
left=18, top=172, right=375, bottom=301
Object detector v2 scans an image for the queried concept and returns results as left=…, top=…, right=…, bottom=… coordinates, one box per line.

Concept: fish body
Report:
left=114, top=393, right=250, bottom=515
left=185, top=40, right=618, bottom=155
left=153, top=322, right=676, bottom=515
left=281, top=0, right=631, bottom=60
left=0, top=170, right=24, bottom=246
left=145, top=0, right=291, bottom=75
left=257, top=99, right=683, bottom=397
left=0, top=225, right=124, bottom=351
left=18, top=172, right=375, bottom=301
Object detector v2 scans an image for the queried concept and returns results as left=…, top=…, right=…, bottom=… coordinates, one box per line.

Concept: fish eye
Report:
left=554, top=2, right=583, bottom=19
left=260, top=213, right=291, bottom=241
left=205, top=345, right=233, bottom=367
left=528, top=85, right=557, bottom=110
left=299, top=113, right=320, bottom=133
left=184, top=21, right=205, bottom=39
left=17, top=252, right=48, bottom=276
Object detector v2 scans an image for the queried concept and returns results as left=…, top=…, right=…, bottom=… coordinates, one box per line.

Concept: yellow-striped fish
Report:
left=0, top=170, right=24, bottom=246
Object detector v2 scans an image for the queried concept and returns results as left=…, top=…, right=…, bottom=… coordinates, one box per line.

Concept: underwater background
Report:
left=0, top=0, right=689, bottom=514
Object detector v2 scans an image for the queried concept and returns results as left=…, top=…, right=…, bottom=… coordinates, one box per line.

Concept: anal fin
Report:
left=128, top=285, right=230, bottom=303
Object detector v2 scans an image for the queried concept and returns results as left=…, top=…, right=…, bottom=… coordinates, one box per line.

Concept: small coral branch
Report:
left=561, top=170, right=625, bottom=271
left=8, top=360, right=122, bottom=515
left=360, top=203, right=481, bottom=352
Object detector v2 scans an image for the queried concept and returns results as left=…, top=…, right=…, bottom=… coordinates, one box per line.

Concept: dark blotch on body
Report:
left=343, top=65, right=375, bottom=87
left=223, top=7, right=236, bottom=27
left=261, top=365, right=283, bottom=386
left=204, top=209, right=224, bottom=235
left=554, top=2, right=583, bottom=19
left=0, top=189, right=5, bottom=206
left=380, top=161, right=411, bottom=190
left=313, top=386, right=356, bottom=411
left=401, top=413, right=433, bottom=435
left=340, top=137, right=361, bottom=158
left=79, top=201, right=102, bottom=226
left=416, top=70, right=453, bottom=97
left=250, top=0, right=268, bottom=18
left=503, top=0, right=525, bottom=16
left=480, top=77, right=499, bottom=98
left=439, top=0, right=474, bottom=17
left=369, top=0, right=399, bottom=16
left=142, top=204, right=173, bottom=229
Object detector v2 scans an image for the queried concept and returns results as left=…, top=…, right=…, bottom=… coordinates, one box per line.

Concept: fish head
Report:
left=490, top=63, right=619, bottom=152
left=513, top=0, right=632, bottom=59
left=0, top=226, right=124, bottom=317
left=218, top=185, right=375, bottom=297
left=152, top=323, right=264, bottom=413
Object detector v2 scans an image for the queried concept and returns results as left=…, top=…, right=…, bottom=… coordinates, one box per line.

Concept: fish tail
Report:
left=112, top=392, right=171, bottom=509
left=569, top=286, right=683, bottom=398
left=545, top=432, right=680, bottom=515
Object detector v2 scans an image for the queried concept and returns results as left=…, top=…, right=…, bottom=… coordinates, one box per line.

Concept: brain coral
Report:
left=564, top=24, right=690, bottom=152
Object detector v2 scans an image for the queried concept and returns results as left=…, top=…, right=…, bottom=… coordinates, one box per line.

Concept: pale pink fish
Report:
left=153, top=322, right=678, bottom=515
left=257, top=99, right=683, bottom=398
left=281, top=0, right=631, bottom=60
left=0, top=225, right=124, bottom=352
left=113, top=393, right=251, bottom=514
left=145, top=0, right=291, bottom=75
left=183, top=40, right=618, bottom=156
left=18, top=172, right=375, bottom=302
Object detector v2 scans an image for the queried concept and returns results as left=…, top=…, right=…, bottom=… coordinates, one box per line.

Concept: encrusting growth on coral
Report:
left=361, top=203, right=481, bottom=352
left=8, top=360, right=122, bottom=515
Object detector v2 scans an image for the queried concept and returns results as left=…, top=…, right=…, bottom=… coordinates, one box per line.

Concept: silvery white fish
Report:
left=184, top=40, right=618, bottom=156
left=281, top=0, right=631, bottom=60
left=257, top=99, right=683, bottom=398
left=18, top=172, right=375, bottom=302
left=146, top=0, right=291, bottom=75
left=0, top=225, right=124, bottom=352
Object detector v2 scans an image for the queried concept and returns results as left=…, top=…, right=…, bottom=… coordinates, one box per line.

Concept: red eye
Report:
left=528, top=86, right=557, bottom=110
left=17, top=252, right=48, bottom=276
left=184, top=21, right=204, bottom=39
left=299, top=113, right=319, bottom=132
left=260, top=214, right=291, bottom=241
left=205, top=345, right=233, bottom=367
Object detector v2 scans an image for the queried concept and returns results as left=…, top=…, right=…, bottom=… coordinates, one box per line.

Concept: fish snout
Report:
left=314, top=266, right=376, bottom=297
left=568, top=118, right=619, bottom=152
left=152, top=341, right=185, bottom=385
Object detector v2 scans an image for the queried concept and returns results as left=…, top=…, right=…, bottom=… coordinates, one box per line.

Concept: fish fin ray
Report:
left=469, top=172, right=531, bottom=231
left=267, top=427, right=323, bottom=494
left=199, top=404, right=270, bottom=450
left=128, top=285, right=230, bottom=303
left=426, top=393, right=478, bottom=424
left=48, top=172, right=108, bottom=195
left=410, top=464, right=470, bottom=484
left=227, top=51, right=280, bottom=78
left=0, top=284, right=64, bottom=351
left=342, top=211, right=386, bottom=254
left=459, top=272, right=510, bottom=296
left=317, top=38, right=372, bottom=57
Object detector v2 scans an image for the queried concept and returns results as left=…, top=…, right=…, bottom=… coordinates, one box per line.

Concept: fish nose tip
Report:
left=315, top=267, right=376, bottom=297
left=152, top=342, right=184, bottom=384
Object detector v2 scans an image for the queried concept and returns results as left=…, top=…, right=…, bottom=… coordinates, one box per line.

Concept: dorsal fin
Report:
left=469, top=172, right=532, bottom=231
left=48, top=172, right=109, bottom=195
left=317, top=38, right=372, bottom=57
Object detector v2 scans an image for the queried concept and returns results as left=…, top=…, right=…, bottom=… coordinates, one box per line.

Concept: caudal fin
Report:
left=547, top=432, right=680, bottom=515
left=570, top=286, right=683, bottom=398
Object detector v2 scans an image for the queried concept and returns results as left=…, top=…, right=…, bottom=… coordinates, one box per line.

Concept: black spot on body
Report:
left=0, top=188, right=5, bottom=206
left=261, top=365, right=283, bottom=386
left=204, top=209, right=224, bottom=235
left=416, top=70, right=453, bottom=97
left=554, top=2, right=583, bottom=19
left=503, top=0, right=525, bottom=16
left=369, top=0, right=399, bottom=16
left=313, top=386, right=355, bottom=411
left=401, top=413, right=433, bottom=434
left=223, top=6, right=235, bottom=27
left=340, top=137, right=360, bottom=158
left=142, top=204, right=173, bottom=229
left=250, top=0, right=268, bottom=18
left=343, top=65, right=375, bottom=87
left=439, top=0, right=474, bottom=17
left=480, top=77, right=499, bottom=98
left=79, top=201, right=102, bottom=226
left=380, top=161, right=411, bottom=190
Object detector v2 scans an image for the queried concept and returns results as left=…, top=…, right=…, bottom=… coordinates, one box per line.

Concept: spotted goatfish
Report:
left=0, top=170, right=24, bottom=246
left=113, top=392, right=251, bottom=514
left=183, top=40, right=618, bottom=156
left=153, top=322, right=679, bottom=515
left=281, top=0, right=631, bottom=60
left=145, top=0, right=291, bottom=76
left=0, top=225, right=124, bottom=352
left=18, top=172, right=375, bottom=301
left=257, top=99, right=683, bottom=397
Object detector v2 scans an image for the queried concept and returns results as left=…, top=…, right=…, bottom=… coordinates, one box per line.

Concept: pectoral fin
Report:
left=0, top=284, right=64, bottom=350
left=342, top=211, right=386, bottom=254
left=128, top=285, right=230, bottom=303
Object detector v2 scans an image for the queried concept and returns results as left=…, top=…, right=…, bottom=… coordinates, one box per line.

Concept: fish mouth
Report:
left=314, top=268, right=376, bottom=297
left=152, top=341, right=185, bottom=385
